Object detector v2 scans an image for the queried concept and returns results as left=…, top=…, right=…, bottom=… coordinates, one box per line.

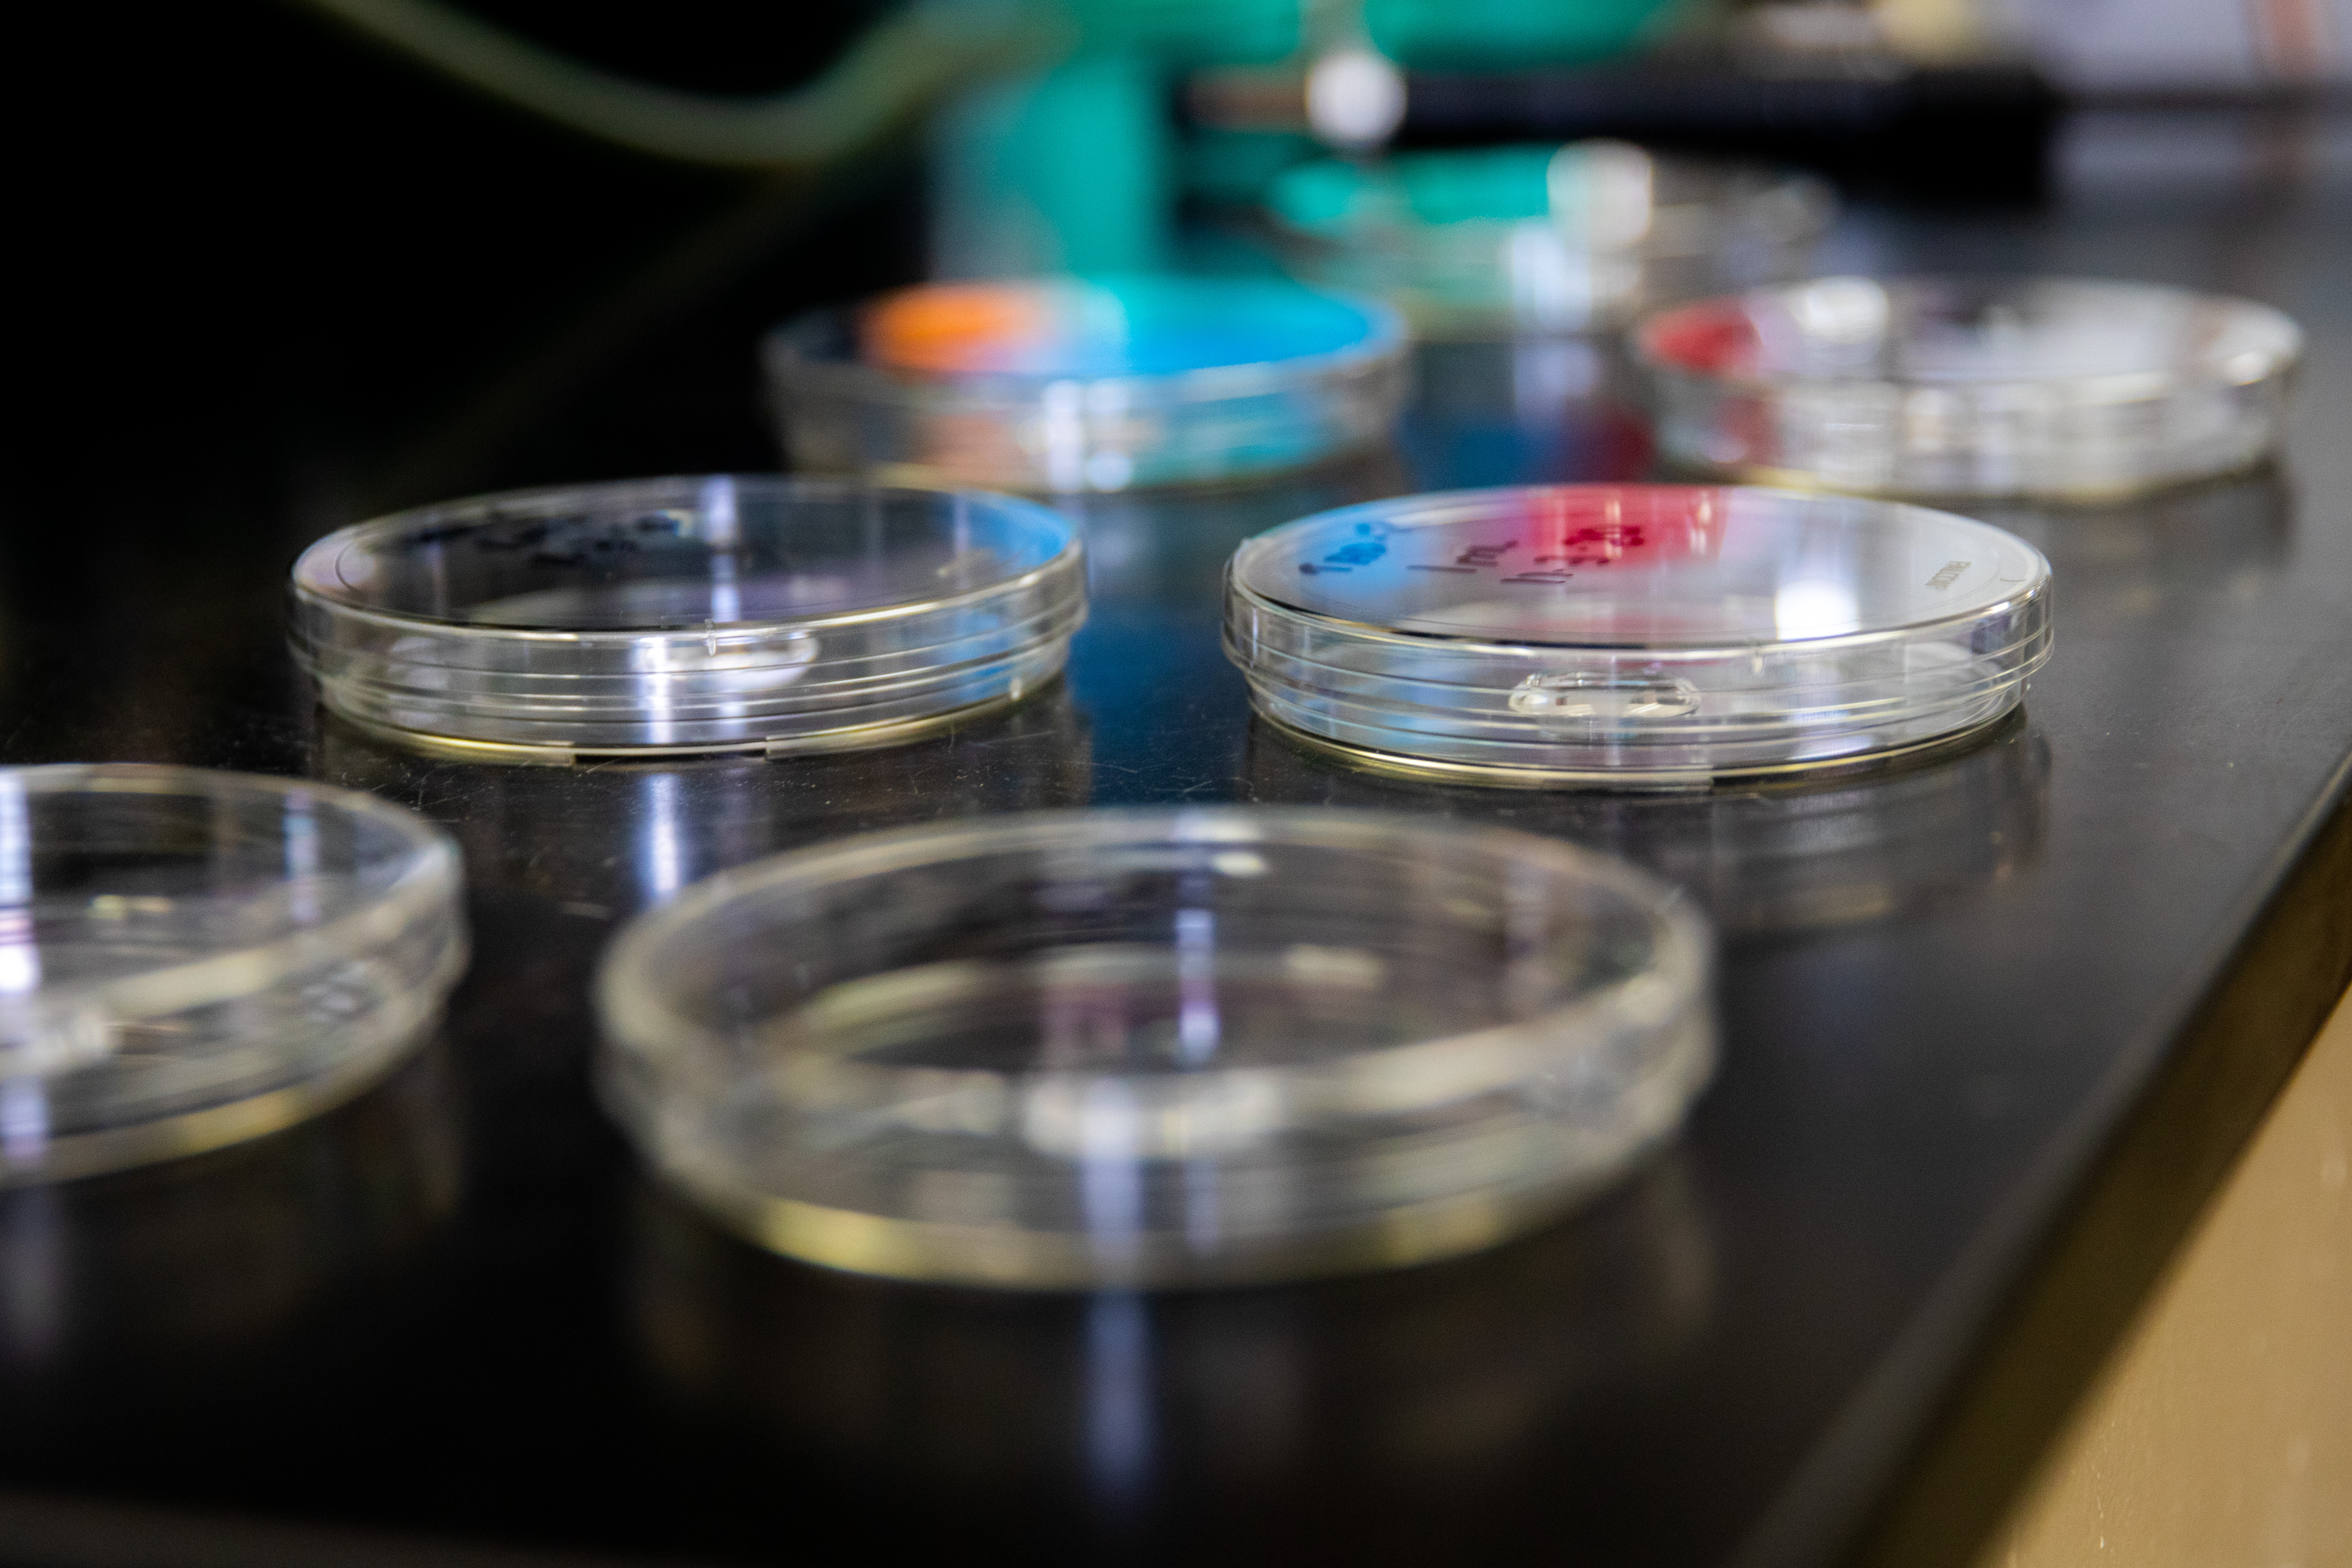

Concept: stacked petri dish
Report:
left=291, top=476, right=1086, bottom=762
left=767, top=275, right=1409, bottom=492
left=1266, top=140, right=1833, bottom=338
left=596, top=807, right=1714, bottom=1288
left=1225, top=483, right=2053, bottom=788
left=0, top=765, right=465, bottom=1183
left=1636, top=276, right=2303, bottom=498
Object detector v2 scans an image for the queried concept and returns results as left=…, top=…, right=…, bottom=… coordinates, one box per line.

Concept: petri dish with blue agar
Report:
left=1224, top=484, right=2053, bottom=788
left=1266, top=140, right=1832, bottom=338
left=1636, top=276, right=2303, bottom=498
left=291, top=475, right=1086, bottom=761
left=766, top=276, right=1410, bottom=492
left=596, top=807, right=1714, bottom=1288
left=0, top=765, right=465, bottom=1183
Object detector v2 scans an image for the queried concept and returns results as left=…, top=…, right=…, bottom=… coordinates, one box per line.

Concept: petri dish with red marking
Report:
left=766, top=276, right=1409, bottom=493
left=1224, top=483, right=2052, bottom=788
left=1635, top=276, right=2302, bottom=499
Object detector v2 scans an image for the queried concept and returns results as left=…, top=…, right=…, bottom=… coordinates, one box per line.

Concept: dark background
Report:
left=10, top=0, right=912, bottom=551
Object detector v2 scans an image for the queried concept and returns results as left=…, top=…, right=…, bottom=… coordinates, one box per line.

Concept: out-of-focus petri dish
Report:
left=766, top=276, right=1409, bottom=493
left=291, top=476, right=1086, bottom=762
left=596, top=807, right=1714, bottom=1289
left=1635, top=276, right=2303, bottom=499
left=0, top=765, right=465, bottom=1184
left=1224, top=484, right=2052, bottom=788
left=1265, top=140, right=1833, bottom=339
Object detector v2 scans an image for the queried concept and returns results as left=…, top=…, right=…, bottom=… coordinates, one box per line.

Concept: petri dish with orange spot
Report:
left=766, top=276, right=1409, bottom=493
left=1224, top=483, right=2052, bottom=788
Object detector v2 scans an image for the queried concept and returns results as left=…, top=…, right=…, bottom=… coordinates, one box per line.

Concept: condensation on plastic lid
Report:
left=1224, top=484, right=2054, bottom=788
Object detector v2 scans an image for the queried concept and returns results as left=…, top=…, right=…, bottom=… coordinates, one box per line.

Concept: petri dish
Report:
left=766, top=276, right=1410, bottom=493
left=596, top=807, right=1714, bottom=1289
left=291, top=475, right=1087, bottom=761
left=1635, top=276, right=2303, bottom=499
left=1266, top=140, right=1834, bottom=339
left=0, top=764, right=465, bottom=1184
left=1224, top=483, right=2053, bottom=788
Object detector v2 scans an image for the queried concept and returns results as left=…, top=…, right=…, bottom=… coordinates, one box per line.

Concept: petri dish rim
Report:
left=766, top=288, right=1411, bottom=409
left=1228, top=483, right=2054, bottom=660
left=1249, top=701, right=2025, bottom=791
left=598, top=805, right=1709, bottom=1108
left=0, top=764, right=462, bottom=1040
left=1633, top=275, right=2305, bottom=405
left=310, top=687, right=1052, bottom=767
left=292, top=475, right=1083, bottom=643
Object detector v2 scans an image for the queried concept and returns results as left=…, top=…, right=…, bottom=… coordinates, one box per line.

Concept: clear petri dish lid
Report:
left=0, top=764, right=466, bottom=1184
left=1635, top=276, right=2304, bottom=498
left=1225, top=484, right=2053, bottom=788
left=290, top=476, right=1086, bottom=761
left=595, top=806, right=1714, bottom=1289
left=1265, top=140, right=1833, bottom=337
left=767, top=276, right=1410, bottom=493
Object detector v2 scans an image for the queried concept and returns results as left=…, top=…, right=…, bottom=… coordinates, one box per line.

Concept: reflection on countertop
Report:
left=1974, top=465, right=2290, bottom=623
left=312, top=680, right=1094, bottom=921
left=1246, top=712, right=2050, bottom=938
left=0, top=1047, right=460, bottom=1409
left=627, top=1145, right=1715, bottom=1564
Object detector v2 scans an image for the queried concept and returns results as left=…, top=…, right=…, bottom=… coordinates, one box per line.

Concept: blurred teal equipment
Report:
left=292, top=0, right=1685, bottom=283
left=1364, top=0, right=1685, bottom=67
left=932, top=0, right=1303, bottom=276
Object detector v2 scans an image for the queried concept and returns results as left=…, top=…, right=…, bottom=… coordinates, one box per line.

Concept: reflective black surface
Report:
left=3, top=98, right=2350, bottom=1568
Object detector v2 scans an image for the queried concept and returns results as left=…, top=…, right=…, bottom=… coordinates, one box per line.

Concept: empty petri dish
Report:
left=767, top=276, right=1409, bottom=492
left=1635, top=276, right=2303, bottom=498
left=291, top=475, right=1086, bottom=761
left=596, top=807, right=1714, bottom=1289
left=1266, top=141, right=1833, bottom=339
left=0, top=765, right=465, bottom=1184
left=1224, top=484, right=2053, bottom=788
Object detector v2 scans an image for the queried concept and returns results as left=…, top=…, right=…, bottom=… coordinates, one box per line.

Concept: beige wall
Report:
left=1980, top=985, right=2352, bottom=1566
